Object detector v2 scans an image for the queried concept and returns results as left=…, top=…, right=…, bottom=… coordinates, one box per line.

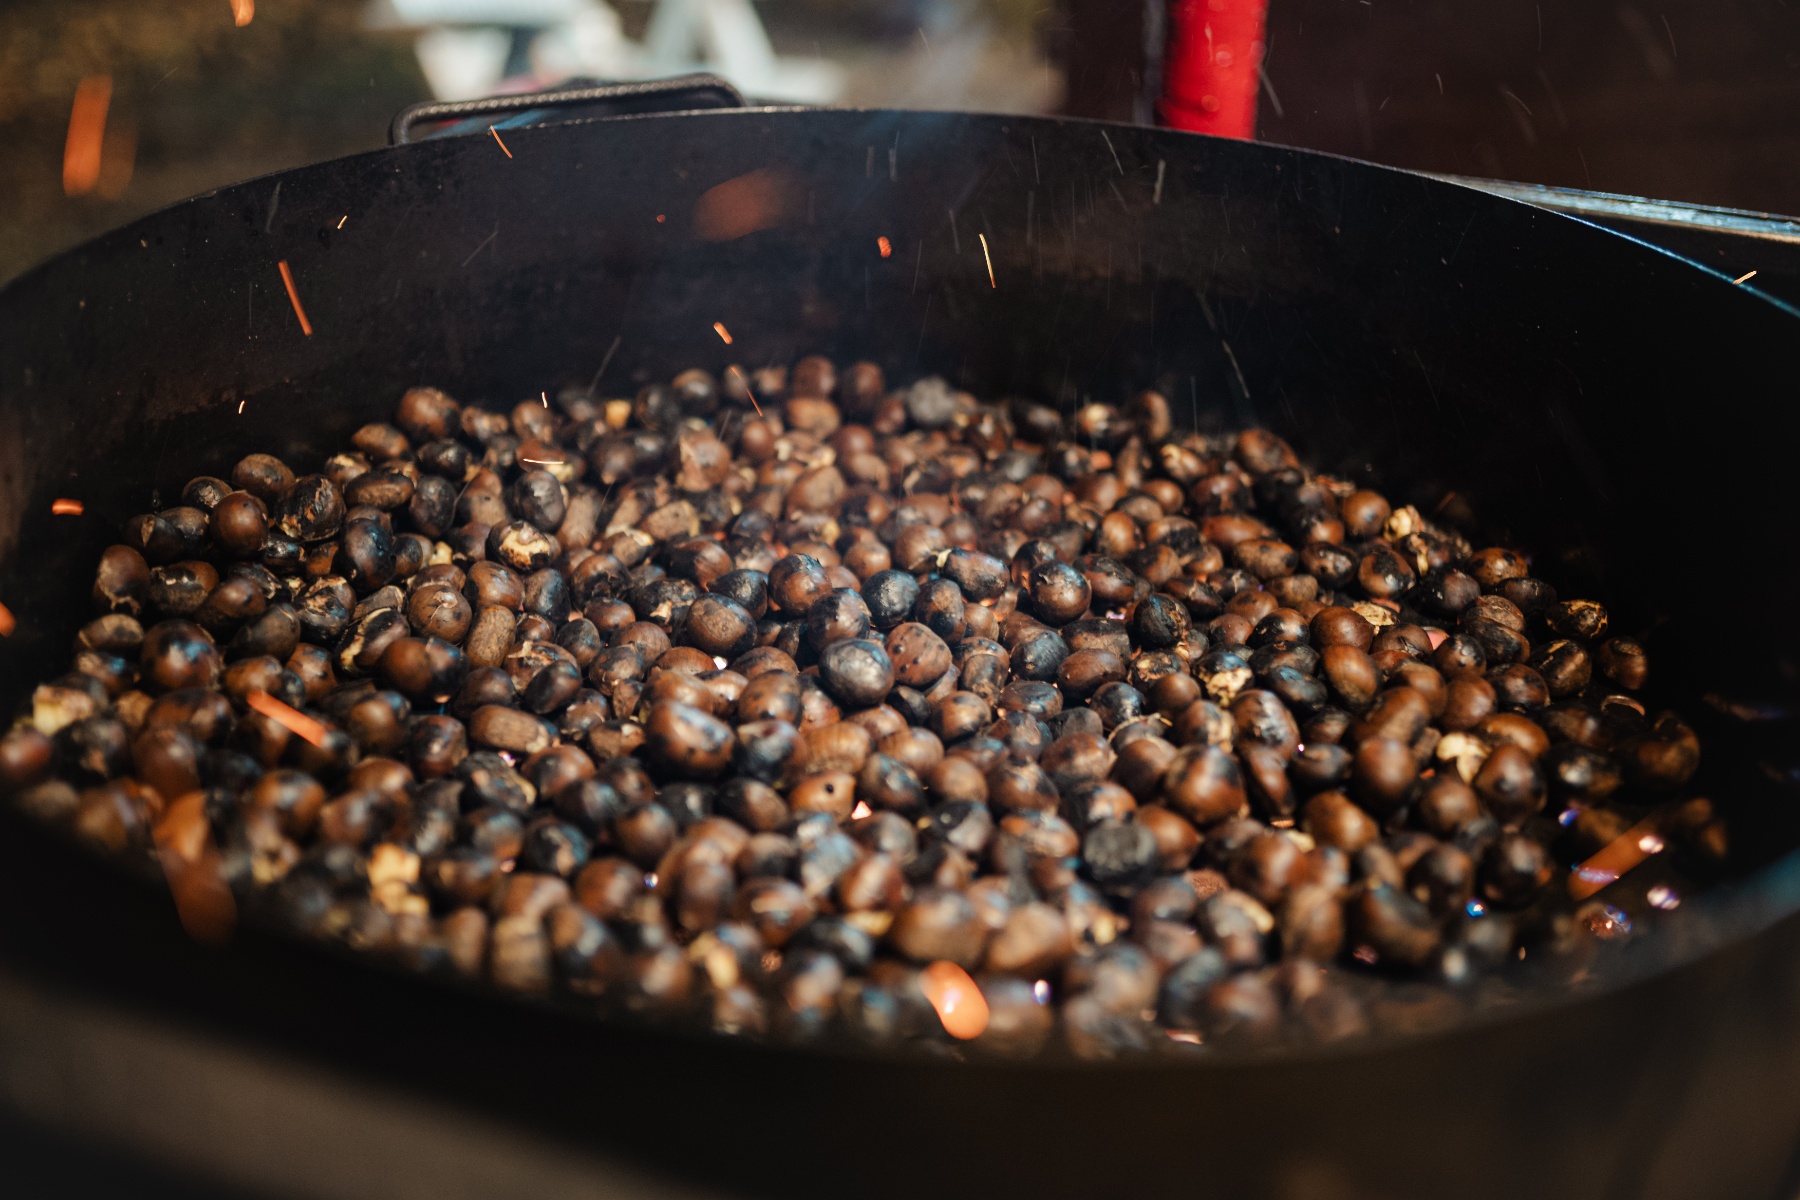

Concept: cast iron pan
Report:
left=2, top=99, right=1799, bottom=1200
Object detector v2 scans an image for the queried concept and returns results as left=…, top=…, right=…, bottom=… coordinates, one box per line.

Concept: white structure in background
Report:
left=366, top=0, right=843, bottom=105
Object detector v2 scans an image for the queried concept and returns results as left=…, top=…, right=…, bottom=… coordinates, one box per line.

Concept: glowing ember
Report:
left=230, top=0, right=255, bottom=26
left=877, top=236, right=892, bottom=258
left=62, top=76, right=112, bottom=197
left=850, top=800, right=872, bottom=820
left=1580, top=904, right=1633, bottom=940
left=1569, top=813, right=1666, bottom=900
left=0, top=601, right=14, bottom=637
left=1647, top=884, right=1681, bottom=910
left=540, top=390, right=548, bottom=407
left=1733, top=270, right=1758, bottom=286
left=1166, top=1030, right=1203, bottom=1045
left=51, top=499, right=84, bottom=516
left=919, top=960, right=988, bottom=1040
left=714, top=322, right=734, bottom=345
left=276, top=260, right=313, bottom=336
left=656, top=214, right=666, bottom=223
left=337, top=215, right=347, bottom=229
left=245, top=689, right=328, bottom=747
left=488, top=126, right=514, bottom=159
left=978, top=232, right=996, bottom=288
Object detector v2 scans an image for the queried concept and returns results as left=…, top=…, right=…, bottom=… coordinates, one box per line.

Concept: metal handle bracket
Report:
left=389, top=73, right=747, bottom=146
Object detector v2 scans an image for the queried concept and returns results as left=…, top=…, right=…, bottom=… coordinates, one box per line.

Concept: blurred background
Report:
left=3, top=0, right=1799, bottom=285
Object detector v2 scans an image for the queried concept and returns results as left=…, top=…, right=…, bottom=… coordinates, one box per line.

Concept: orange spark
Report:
left=1733, top=270, right=1758, bottom=285
left=919, top=960, right=988, bottom=1039
left=0, top=602, right=14, bottom=637
left=714, top=322, right=733, bottom=345
left=656, top=214, right=666, bottom=223
left=246, top=689, right=329, bottom=747
left=51, top=499, right=84, bottom=516
left=229, top=0, right=254, bottom=26
left=978, top=232, right=996, bottom=288
left=62, top=76, right=112, bottom=197
left=489, top=126, right=513, bottom=158
left=336, top=215, right=347, bottom=229
left=1569, top=812, right=1667, bottom=900
left=154, top=791, right=238, bottom=945
left=725, top=364, right=762, bottom=417
left=877, top=236, right=892, bottom=258
left=276, top=260, right=312, bottom=336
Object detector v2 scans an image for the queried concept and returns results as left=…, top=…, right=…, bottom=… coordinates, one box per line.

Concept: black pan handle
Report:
left=389, top=73, right=748, bottom=146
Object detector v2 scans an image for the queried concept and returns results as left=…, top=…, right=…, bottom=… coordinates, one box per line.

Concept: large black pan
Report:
left=3, top=95, right=1800, bottom=1200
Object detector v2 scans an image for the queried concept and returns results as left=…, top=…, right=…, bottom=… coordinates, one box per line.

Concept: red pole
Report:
left=1159, top=0, right=1269, bottom=138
